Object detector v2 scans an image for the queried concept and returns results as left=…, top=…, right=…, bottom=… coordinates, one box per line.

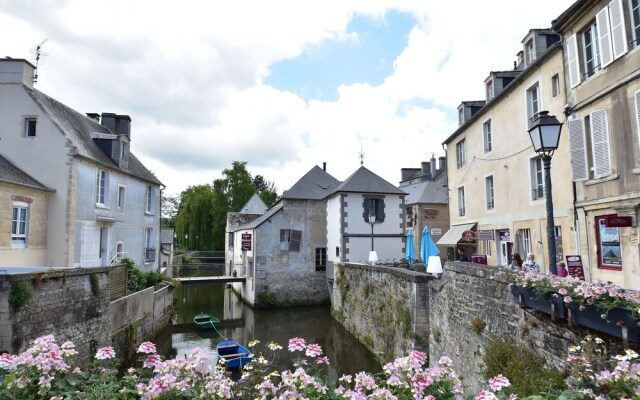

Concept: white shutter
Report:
left=609, top=0, right=628, bottom=59
left=596, top=7, right=614, bottom=67
left=568, top=118, right=589, bottom=181
left=635, top=91, right=640, bottom=149
left=590, top=109, right=612, bottom=177
left=567, top=34, right=581, bottom=88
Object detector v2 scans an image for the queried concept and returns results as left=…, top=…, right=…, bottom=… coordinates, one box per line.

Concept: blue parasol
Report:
left=405, top=230, right=416, bottom=263
left=420, top=226, right=440, bottom=262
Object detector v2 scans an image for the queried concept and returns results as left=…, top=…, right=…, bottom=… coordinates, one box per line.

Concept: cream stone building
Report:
left=440, top=29, right=578, bottom=270
left=553, top=0, right=640, bottom=289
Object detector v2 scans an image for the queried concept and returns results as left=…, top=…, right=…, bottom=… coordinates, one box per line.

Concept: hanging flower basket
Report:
left=510, top=285, right=566, bottom=320
left=567, top=303, right=639, bottom=342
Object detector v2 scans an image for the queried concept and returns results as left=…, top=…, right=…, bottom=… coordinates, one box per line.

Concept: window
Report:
left=457, top=187, right=465, bottom=217
left=525, top=39, right=535, bottom=65
left=552, top=74, right=560, bottom=97
left=363, top=197, right=385, bottom=223
left=280, top=229, right=301, bottom=252
left=228, top=232, right=234, bottom=249
left=526, top=83, right=540, bottom=125
left=631, top=0, right=640, bottom=48
left=117, top=185, right=126, bottom=210
left=315, top=248, right=327, bottom=271
left=582, top=22, right=601, bottom=78
left=336, top=246, right=340, bottom=258
left=456, top=139, right=466, bottom=168
left=24, top=117, right=37, bottom=138
left=484, top=241, right=492, bottom=256
left=530, top=156, right=545, bottom=200
left=406, top=206, right=414, bottom=228
left=121, top=143, right=129, bottom=161
left=521, top=229, right=532, bottom=255
left=486, top=80, right=494, bottom=100
left=483, top=119, right=492, bottom=153
left=146, top=185, right=154, bottom=214
left=567, top=109, right=612, bottom=181
left=485, top=175, right=494, bottom=210
left=595, top=215, right=622, bottom=270
left=458, top=108, right=464, bottom=126
left=96, top=169, right=108, bottom=206
left=144, top=228, right=155, bottom=262
left=11, top=204, right=28, bottom=247
left=116, top=242, right=124, bottom=260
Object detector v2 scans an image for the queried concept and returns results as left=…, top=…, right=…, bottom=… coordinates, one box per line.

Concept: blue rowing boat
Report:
left=216, top=340, right=253, bottom=369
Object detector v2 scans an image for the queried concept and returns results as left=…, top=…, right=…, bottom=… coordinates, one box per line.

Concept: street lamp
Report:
left=368, top=213, right=378, bottom=265
left=527, top=110, right=563, bottom=275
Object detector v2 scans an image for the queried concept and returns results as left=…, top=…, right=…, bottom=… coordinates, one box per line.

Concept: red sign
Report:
left=604, top=216, right=633, bottom=228
left=241, top=233, right=252, bottom=251
left=565, top=255, right=585, bottom=280
left=471, top=255, right=487, bottom=265
left=461, top=230, right=476, bottom=242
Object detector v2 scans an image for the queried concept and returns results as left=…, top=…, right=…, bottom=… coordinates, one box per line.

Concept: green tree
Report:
left=253, top=175, right=278, bottom=207
left=161, top=194, right=180, bottom=228
left=174, top=185, right=216, bottom=251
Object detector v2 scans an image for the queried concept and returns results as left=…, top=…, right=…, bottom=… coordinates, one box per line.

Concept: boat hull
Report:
left=216, top=340, right=253, bottom=369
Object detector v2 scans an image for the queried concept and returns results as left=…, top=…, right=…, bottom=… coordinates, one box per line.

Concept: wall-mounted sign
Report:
left=477, top=230, right=495, bottom=240
left=471, top=255, right=487, bottom=264
left=604, top=215, right=633, bottom=228
left=430, top=228, right=442, bottom=236
left=565, top=255, right=585, bottom=280
left=499, top=231, right=511, bottom=241
left=461, top=230, right=476, bottom=242
left=241, top=233, right=252, bottom=251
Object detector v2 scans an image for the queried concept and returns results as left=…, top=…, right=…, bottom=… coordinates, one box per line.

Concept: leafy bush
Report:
left=122, top=258, right=170, bottom=294
left=8, top=280, right=33, bottom=309
left=483, top=337, right=566, bottom=397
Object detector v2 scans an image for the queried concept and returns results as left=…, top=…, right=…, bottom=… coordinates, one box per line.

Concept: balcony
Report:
left=144, top=247, right=156, bottom=262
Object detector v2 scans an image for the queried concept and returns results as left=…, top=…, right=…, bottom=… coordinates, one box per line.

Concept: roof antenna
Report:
left=30, top=38, right=48, bottom=85
left=359, top=143, right=364, bottom=166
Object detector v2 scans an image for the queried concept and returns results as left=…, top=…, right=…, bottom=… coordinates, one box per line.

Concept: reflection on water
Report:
left=160, top=282, right=381, bottom=383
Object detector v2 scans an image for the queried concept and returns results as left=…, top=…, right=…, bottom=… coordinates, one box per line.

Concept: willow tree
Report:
left=174, top=185, right=216, bottom=251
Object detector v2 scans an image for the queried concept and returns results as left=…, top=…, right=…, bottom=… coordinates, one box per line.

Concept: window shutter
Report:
left=596, top=7, right=614, bottom=67
left=566, top=34, right=581, bottom=88
left=609, top=0, right=628, bottom=59
left=568, top=118, right=589, bottom=181
left=635, top=91, right=640, bottom=147
left=290, top=230, right=302, bottom=252
left=362, top=198, right=371, bottom=221
left=590, top=109, right=612, bottom=177
left=375, top=199, right=385, bottom=223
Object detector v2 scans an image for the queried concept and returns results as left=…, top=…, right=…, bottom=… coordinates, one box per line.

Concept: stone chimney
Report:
left=100, top=113, right=117, bottom=133
left=0, top=58, right=35, bottom=88
left=430, top=154, right=437, bottom=177
left=115, top=115, right=131, bottom=139
left=421, top=162, right=431, bottom=178
left=439, top=156, right=447, bottom=171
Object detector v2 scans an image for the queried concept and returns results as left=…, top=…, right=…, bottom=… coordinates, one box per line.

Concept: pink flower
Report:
left=558, top=288, right=568, bottom=295
left=95, top=346, right=116, bottom=360
left=488, top=374, right=511, bottom=391
left=564, top=296, right=572, bottom=303
left=476, top=389, right=499, bottom=400
left=316, top=356, right=330, bottom=365
left=0, top=353, right=16, bottom=368
left=144, top=353, right=162, bottom=368
left=137, top=341, right=157, bottom=354
left=288, top=337, right=306, bottom=352
left=305, top=343, right=322, bottom=358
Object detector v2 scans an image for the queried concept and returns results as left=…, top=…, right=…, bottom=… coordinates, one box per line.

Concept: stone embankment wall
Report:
left=0, top=267, right=111, bottom=364
left=334, top=261, right=627, bottom=393
left=111, top=285, right=174, bottom=360
left=331, top=263, right=433, bottom=361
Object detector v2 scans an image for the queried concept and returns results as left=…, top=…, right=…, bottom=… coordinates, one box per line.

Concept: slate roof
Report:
left=328, top=166, right=406, bottom=197
left=402, top=171, right=448, bottom=205
left=237, top=206, right=283, bottom=231
left=24, top=86, right=163, bottom=186
left=227, top=212, right=264, bottom=232
left=0, top=153, right=54, bottom=192
left=282, top=165, right=340, bottom=200
left=239, top=193, right=268, bottom=214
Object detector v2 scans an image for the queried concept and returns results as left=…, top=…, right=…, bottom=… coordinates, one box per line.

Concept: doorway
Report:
left=99, top=227, right=109, bottom=266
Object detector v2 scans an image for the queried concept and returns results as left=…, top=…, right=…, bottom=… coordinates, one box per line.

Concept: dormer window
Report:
left=486, top=80, right=494, bottom=100
left=525, top=39, right=535, bottom=65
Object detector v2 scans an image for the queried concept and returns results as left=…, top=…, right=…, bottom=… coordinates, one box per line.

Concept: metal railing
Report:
left=532, top=186, right=545, bottom=200
left=144, top=248, right=156, bottom=262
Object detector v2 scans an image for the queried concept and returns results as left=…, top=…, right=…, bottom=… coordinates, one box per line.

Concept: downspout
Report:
left=442, top=143, right=451, bottom=262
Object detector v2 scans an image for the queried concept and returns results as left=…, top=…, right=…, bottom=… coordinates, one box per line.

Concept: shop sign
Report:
left=477, top=230, right=494, bottom=240
left=471, top=255, right=487, bottom=265
left=241, top=233, right=252, bottom=251
left=604, top=216, right=632, bottom=228
left=566, top=255, right=585, bottom=280
left=461, top=230, right=476, bottom=242
left=499, top=231, right=511, bottom=241
left=431, top=228, right=442, bottom=236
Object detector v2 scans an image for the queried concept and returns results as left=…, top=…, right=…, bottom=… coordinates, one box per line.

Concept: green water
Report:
left=159, top=282, right=382, bottom=382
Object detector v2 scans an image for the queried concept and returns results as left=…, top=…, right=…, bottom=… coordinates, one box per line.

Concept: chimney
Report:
left=430, top=154, right=437, bottom=177
left=421, top=162, right=431, bottom=178
left=86, top=113, right=100, bottom=122
left=100, top=113, right=117, bottom=133
left=323, top=162, right=326, bottom=171
left=115, top=115, right=131, bottom=138
left=439, top=156, right=447, bottom=171
left=0, top=59, right=35, bottom=88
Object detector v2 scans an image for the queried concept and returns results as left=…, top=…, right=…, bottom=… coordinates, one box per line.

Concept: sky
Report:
left=0, top=0, right=576, bottom=198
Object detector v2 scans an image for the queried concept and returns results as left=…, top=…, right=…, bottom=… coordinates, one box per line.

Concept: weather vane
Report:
left=359, top=144, right=364, bottom=166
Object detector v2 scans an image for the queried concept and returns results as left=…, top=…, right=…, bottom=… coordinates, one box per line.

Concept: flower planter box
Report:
left=567, top=303, right=639, bottom=342
left=510, top=286, right=566, bottom=320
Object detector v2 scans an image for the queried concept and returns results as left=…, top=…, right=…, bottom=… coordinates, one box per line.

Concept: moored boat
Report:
left=216, top=340, right=253, bottom=369
left=193, top=312, right=220, bottom=329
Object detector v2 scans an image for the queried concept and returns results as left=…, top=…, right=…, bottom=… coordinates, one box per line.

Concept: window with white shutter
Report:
left=567, top=34, right=581, bottom=88
left=609, top=0, right=628, bottom=59
left=596, top=7, right=614, bottom=67
left=568, top=119, right=589, bottom=181
left=634, top=91, right=640, bottom=149
left=590, top=109, right=612, bottom=178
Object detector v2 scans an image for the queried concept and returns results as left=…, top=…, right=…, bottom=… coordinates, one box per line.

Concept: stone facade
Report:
left=0, top=267, right=111, bottom=364
left=331, top=262, right=432, bottom=361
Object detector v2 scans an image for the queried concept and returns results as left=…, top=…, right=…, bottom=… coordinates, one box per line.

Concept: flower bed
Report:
left=1, top=334, right=639, bottom=399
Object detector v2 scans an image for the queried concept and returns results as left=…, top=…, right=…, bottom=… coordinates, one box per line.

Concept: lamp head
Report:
left=426, top=256, right=443, bottom=275
left=527, top=111, right=562, bottom=157
left=368, top=213, right=377, bottom=224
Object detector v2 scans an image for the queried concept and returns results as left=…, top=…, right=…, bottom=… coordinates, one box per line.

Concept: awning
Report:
left=436, top=222, right=477, bottom=246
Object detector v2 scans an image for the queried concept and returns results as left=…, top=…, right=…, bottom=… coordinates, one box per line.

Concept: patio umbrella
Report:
left=405, top=230, right=416, bottom=263
left=513, top=232, right=524, bottom=259
left=420, top=226, right=440, bottom=262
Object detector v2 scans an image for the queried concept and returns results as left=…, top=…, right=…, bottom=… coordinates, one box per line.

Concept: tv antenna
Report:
left=359, top=143, right=364, bottom=166
left=30, top=38, right=48, bottom=84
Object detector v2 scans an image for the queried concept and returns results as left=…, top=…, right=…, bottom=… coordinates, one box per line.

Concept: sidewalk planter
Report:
left=510, top=286, right=566, bottom=319
left=567, top=303, right=639, bottom=342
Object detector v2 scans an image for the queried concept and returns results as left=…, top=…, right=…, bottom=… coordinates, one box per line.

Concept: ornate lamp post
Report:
left=527, top=111, right=563, bottom=275
left=368, top=213, right=378, bottom=265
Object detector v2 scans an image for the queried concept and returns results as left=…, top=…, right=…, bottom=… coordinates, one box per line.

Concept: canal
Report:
left=153, top=281, right=382, bottom=383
